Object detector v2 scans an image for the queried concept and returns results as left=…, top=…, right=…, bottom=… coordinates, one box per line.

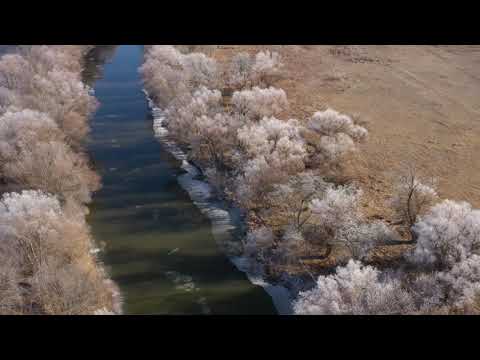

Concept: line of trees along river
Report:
left=86, top=45, right=277, bottom=314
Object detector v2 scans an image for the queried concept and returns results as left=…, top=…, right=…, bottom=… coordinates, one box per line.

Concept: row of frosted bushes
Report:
left=141, top=45, right=480, bottom=314
left=0, top=46, right=120, bottom=314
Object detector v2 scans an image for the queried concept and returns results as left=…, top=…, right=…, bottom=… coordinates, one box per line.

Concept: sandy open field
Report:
left=212, top=45, right=480, bottom=220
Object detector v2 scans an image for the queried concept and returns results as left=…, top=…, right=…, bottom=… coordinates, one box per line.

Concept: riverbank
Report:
left=87, top=45, right=277, bottom=314
left=147, top=96, right=294, bottom=314
left=0, top=46, right=120, bottom=314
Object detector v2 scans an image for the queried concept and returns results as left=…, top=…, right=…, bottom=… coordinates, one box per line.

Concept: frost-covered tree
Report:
left=25, top=69, right=97, bottom=144
left=141, top=45, right=189, bottom=107
left=309, top=185, right=390, bottom=260
left=0, top=53, right=34, bottom=92
left=0, top=48, right=97, bottom=145
left=28, top=262, right=113, bottom=315
left=0, top=109, right=64, bottom=165
left=294, top=260, right=414, bottom=315
left=0, top=191, right=90, bottom=274
left=235, top=117, right=308, bottom=210
left=188, top=113, right=240, bottom=170
left=3, top=141, right=100, bottom=205
left=237, top=117, right=306, bottom=168
left=337, top=220, right=395, bottom=260
left=390, top=166, right=438, bottom=239
left=19, top=45, right=92, bottom=77
left=234, top=156, right=287, bottom=212
left=251, top=51, right=283, bottom=86
left=310, top=185, right=362, bottom=240
left=306, top=108, right=368, bottom=168
left=294, top=255, right=480, bottom=315
left=0, top=190, right=114, bottom=314
left=227, top=52, right=254, bottom=90
left=141, top=45, right=218, bottom=108
left=263, top=172, right=328, bottom=230
left=231, top=86, right=288, bottom=121
left=182, top=52, right=218, bottom=90
left=167, top=86, right=223, bottom=144
left=410, top=200, right=480, bottom=270
left=0, top=46, right=118, bottom=315
left=437, top=255, right=480, bottom=310
left=224, top=50, right=283, bottom=89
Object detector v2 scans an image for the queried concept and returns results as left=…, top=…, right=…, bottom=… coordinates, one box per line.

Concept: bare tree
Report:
left=390, top=165, right=438, bottom=242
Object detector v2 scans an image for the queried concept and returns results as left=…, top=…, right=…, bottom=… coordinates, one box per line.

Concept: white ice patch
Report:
left=164, top=270, right=211, bottom=314
left=145, top=91, right=293, bottom=315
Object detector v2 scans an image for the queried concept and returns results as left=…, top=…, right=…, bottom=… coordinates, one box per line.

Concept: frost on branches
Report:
left=293, top=260, right=414, bottom=315
left=306, top=108, right=368, bottom=168
left=390, top=166, right=438, bottom=235
left=0, top=191, right=114, bottom=314
left=232, top=87, right=288, bottom=121
left=410, top=200, right=480, bottom=269
left=0, top=45, right=118, bottom=314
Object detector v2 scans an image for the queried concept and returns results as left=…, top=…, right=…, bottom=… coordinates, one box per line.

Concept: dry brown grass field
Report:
left=212, top=45, right=480, bottom=223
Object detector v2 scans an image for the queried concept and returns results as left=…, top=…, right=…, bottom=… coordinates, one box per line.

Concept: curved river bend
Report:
left=85, top=45, right=277, bottom=314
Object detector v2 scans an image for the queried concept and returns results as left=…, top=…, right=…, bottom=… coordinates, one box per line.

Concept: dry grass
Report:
left=211, top=45, right=480, bottom=221
left=208, top=45, right=480, bottom=273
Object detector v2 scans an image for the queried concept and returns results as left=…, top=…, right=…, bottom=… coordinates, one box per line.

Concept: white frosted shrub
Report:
left=407, top=273, right=446, bottom=313
left=141, top=45, right=189, bottom=106
left=309, top=185, right=389, bottom=259
left=251, top=51, right=283, bottom=86
left=141, top=45, right=218, bottom=107
left=188, top=113, right=237, bottom=169
left=26, top=69, right=97, bottom=142
left=235, top=118, right=308, bottom=210
left=437, top=255, right=480, bottom=309
left=0, top=48, right=96, bottom=144
left=232, top=86, right=288, bottom=121
left=318, top=132, right=355, bottom=160
left=21, top=45, right=90, bottom=76
left=0, top=87, right=16, bottom=113
left=390, top=169, right=438, bottom=230
left=3, top=141, right=100, bottom=204
left=0, top=109, right=64, bottom=163
left=234, top=155, right=286, bottom=210
left=307, top=108, right=368, bottom=165
left=237, top=117, right=306, bottom=169
left=0, top=191, right=89, bottom=272
left=310, top=185, right=362, bottom=235
left=0, top=191, right=114, bottom=314
left=337, top=220, right=394, bottom=260
left=227, top=52, right=254, bottom=90
left=294, top=260, right=414, bottom=315
left=181, top=52, right=218, bottom=89
left=168, top=86, right=223, bottom=143
left=309, top=108, right=368, bottom=140
left=0, top=54, right=34, bottom=92
left=0, top=46, right=117, bottom=314
left=29, top=262, right=112, bottom=315
left=410, top=200, right=480, bottom=269
left=265, top=172, right=327, bottom=230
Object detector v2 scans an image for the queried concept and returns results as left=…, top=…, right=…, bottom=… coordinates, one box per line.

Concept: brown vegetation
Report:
left=0, top=45, right=119, bottom=315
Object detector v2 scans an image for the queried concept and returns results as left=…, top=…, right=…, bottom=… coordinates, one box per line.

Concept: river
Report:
left=85, top=45, right=277, bottom=315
